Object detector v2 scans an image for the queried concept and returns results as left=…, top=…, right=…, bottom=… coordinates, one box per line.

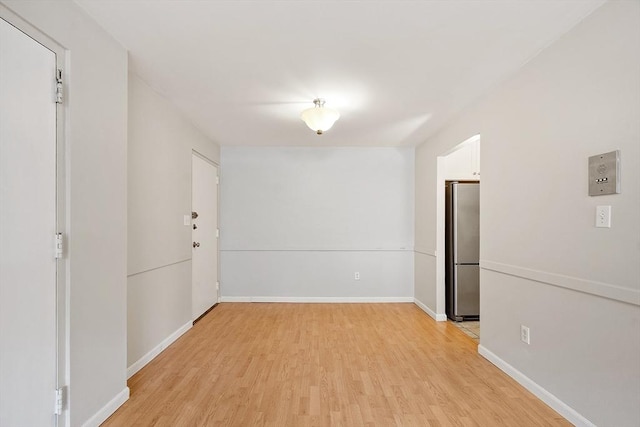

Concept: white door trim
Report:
left=192, top=149, right=219, bottom=167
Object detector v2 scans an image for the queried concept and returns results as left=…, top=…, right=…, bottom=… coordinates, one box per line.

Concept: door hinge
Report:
left=54, top=387, right=65, bottom=415
left=55, top=233, right=64, bottom=259
left=216, top=229, right=220, bottom=238
left=216, top=176, right=219, bottom=185
left=55, top=69, right=63, bottom=104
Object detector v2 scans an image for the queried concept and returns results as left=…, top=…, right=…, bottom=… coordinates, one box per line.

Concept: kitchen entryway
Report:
left=451, top=320, right=480, bottom=343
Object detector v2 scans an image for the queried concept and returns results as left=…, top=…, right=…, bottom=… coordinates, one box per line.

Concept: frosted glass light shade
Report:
left=300, top=101, right=340, bottom=134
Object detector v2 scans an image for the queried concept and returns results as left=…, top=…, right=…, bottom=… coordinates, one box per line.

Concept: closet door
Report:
left=0, top=17, right=58, bottom=426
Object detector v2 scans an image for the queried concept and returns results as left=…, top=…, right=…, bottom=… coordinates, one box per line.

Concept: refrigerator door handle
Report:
left=452, top=183, right=458, bottom=265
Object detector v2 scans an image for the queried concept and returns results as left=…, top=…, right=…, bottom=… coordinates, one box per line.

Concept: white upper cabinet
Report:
left=444, top=138, right=480, bottom=180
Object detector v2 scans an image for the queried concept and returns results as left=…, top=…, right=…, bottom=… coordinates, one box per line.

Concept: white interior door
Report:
left=192, top=153, right=218, bottom=321
left=0, top=17, right=58, bottom=426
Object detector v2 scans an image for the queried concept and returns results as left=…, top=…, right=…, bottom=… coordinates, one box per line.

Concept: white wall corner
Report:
left=127, top=321, right=192, bottom=379
left=414, top=298, right=447, bottom=321
left=81, top=387, right=129, bottom=427
left=478, top=345, right=597, bottom=427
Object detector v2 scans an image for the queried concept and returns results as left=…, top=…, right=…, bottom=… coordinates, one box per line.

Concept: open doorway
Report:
left=436, top=135, right=480, bottom=342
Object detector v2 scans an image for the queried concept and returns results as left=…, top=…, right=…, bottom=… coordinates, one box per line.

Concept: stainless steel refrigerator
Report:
left=445, top=181, right=480, bottom=321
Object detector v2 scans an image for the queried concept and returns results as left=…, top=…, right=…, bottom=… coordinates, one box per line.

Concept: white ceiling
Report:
left=75, top=0, right=604, bottom=147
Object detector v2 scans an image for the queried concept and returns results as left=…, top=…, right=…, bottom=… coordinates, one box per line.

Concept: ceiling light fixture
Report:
left=300, top=98, right=340, bottom=135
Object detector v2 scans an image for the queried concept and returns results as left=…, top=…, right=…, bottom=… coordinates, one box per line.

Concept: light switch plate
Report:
left=589, top=150, right=620, bottom=196
left=595, top=205, right=611, bottom=228
left=183, top=215, right=191, bottom=226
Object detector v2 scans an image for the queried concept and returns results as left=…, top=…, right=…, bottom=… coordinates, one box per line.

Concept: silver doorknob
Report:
left=193, top=242, right=200, bottom=248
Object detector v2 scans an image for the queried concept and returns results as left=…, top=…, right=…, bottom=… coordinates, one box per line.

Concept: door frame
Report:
left=0, top=5, right=69, bottom=425
left=436, top=134, right=480, bottom=320
left=191, top=150, right=220, bottom=317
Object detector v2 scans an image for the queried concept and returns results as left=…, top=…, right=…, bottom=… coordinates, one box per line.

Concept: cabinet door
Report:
left=445, top=144, right=473, bottom=179
left=445, top=141, right=480, bottom=180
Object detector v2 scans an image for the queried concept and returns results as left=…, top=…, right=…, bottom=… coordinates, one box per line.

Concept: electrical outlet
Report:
left=354, top=272, right=360, bottom=280
left=520, top=325, right=530, bottom=345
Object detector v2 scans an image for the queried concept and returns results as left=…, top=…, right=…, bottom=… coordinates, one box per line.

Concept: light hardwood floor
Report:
left=103, top=303, right=569, bottom=426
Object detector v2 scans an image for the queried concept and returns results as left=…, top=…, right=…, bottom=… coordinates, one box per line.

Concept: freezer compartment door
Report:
left=454, top=264, right=480, bottom=318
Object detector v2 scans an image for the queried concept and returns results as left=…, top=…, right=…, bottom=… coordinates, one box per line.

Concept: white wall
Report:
left=415, top=2, right=639, bottom=426
left=220, top=147, right=414, bottom=301
left=1, top=0, right=128, bottom=425
left=127, top=74, right=219, bottom=372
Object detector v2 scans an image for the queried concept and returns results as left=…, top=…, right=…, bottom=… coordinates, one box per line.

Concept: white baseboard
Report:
left=478, top=345, right=596, bottom=427
left=127, top=321, right=192, bottom=379
left=81, top=387, right=129, bottom=427
left=220, top=296, right=252, bottom=302
left=220, top=296, right=414, bottom=303
left=413, top=298, right=447, bottom=321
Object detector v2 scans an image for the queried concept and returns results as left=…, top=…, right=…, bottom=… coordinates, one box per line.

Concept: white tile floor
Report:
left=451, top=320, right=480, bottom=342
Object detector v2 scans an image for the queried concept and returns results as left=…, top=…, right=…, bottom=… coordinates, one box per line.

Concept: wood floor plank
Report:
left=102, top=303, right=570, bottom=426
